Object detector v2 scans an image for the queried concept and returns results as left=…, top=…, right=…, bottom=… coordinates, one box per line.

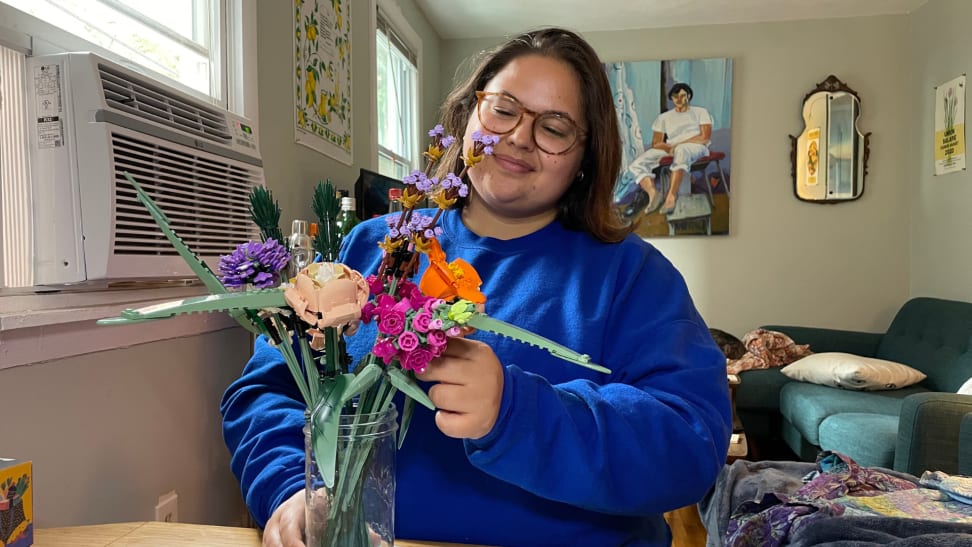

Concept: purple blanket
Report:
left=699, top=454, right=972, bottom=546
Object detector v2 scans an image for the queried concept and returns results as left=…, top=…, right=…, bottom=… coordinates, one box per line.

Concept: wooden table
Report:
left=35, top=521, right=488, bottom=546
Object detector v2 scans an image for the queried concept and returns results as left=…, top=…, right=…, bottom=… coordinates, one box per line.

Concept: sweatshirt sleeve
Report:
left=220, top=336, right=307, bottom=527
left=464, top=244, right=732, bottom=516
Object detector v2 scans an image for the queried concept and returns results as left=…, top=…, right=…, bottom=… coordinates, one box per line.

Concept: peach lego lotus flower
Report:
left=285, top=262, right=370, bottom=346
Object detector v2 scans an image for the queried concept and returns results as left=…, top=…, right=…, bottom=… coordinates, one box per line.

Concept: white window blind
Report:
left=0, top=44, right=31, bottom=287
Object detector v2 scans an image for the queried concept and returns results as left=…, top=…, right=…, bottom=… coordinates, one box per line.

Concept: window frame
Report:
left=371, top=0, right=422, bottom=177
left=0, top=0, right=259, bottom=368
left=1, top=0, right=228, bottom=106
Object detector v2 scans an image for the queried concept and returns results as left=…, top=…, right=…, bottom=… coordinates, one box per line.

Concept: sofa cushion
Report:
left=780, top=352, right=926, bottom=391
left=735, top=368, right=792, bottom=411
left=819, top=413, right=898, bottom=468
left=877, top=297, right=972, bottom=392
left=779, top=381, right=927, bottom=445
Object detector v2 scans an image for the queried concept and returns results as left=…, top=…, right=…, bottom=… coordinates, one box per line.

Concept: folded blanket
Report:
left=699, top=459, right=817, bottom=546
left=726, top=328, right=813, bottom=375
left=788, top=515, right=972, bottom=546
left=699, top=455, right=921, bottom=547
left=921, top=470, right=972, bottom=505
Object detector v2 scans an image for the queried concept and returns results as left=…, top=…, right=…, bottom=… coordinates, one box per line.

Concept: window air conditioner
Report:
left=26, top=52, right=262, bottom=286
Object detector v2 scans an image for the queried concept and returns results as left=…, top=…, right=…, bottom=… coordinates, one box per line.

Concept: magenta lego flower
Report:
left=427, top=329, right=447, bottom=348
left=372, top=338, right=397, bottom=364
left=378, top=308, right=406, bottom=336
left=366, top=274, right=384, bottom=295
left=411, top=310, right=433, bottom=333
left=396, top=330, right=420, bottom=353
left=402, top=347, right=436, bottom=373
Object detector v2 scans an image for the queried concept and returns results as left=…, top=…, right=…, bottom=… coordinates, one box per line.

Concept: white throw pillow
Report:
left=781, top=352, right=926, bottom=391
left=958, top=377, right=972, bottom=395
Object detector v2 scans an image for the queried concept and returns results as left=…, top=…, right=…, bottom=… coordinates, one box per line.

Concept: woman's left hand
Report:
left=416, top=337, right=504, bottom=440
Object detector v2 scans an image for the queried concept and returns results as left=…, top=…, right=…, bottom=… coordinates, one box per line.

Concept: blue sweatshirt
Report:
left=221, top=209, right=731, bottom=546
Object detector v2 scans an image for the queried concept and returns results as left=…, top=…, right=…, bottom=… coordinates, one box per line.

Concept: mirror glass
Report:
left=790, top=75, right=870, bottom=202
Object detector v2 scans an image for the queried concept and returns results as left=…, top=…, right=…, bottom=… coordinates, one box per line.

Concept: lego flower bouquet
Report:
left=100, top=126, right=606, bottom=546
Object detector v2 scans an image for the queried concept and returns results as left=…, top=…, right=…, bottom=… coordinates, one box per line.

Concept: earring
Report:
left=575, top=171, right=585, bottom=181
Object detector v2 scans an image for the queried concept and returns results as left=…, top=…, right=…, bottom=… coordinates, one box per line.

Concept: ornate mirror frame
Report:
left=789, top=75, right=871, bottom=203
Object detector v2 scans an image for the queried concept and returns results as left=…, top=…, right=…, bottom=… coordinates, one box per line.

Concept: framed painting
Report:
left=605, top=58, right=733, bottom=237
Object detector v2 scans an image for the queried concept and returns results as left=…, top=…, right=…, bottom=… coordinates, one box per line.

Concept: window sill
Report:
left=0, top=284, right=241, bottom=370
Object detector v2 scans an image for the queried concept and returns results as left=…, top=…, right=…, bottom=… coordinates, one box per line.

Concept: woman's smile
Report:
left=491, top=153, right=534, bottom=174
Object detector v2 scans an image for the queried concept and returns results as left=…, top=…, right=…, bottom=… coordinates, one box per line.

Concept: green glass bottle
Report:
left=335, top=196, right=360, bottom=242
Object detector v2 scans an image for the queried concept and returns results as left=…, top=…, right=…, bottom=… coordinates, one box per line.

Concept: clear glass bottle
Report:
left=387, top=187, right=403, bottom=214
left=288, top=219, right=313, bottom=277
left=335, top=197, right=360, bottom=241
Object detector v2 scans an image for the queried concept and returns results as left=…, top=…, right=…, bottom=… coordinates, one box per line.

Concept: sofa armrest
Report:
left=894, top=392, right=972, bottom=476
left=960, top=413, right=972, bottom=476
left=759, top=325, right=883, bottom=356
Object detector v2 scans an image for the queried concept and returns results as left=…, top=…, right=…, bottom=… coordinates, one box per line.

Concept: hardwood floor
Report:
left=664, top=504, right=707, bottom=546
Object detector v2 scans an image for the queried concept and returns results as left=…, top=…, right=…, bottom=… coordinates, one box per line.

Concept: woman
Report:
left=221, top=27, right=731, bottom=547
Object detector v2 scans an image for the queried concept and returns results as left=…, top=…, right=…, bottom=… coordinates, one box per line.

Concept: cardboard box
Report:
left=0, top=459, right=32, bottom=547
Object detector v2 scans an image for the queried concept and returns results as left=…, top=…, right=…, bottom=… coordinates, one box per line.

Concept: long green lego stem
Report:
left=121, top=172, right=263, bottom=333
left=96, top=290, right=287, bottom=325
left=465, top=312, right=611, bottom=374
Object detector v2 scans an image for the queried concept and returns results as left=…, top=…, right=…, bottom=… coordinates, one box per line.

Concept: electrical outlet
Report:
left=155, top=490, right=179, bottom=522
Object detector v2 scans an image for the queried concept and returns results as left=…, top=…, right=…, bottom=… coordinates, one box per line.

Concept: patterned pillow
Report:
left=958, top=377, right=972, bottom=395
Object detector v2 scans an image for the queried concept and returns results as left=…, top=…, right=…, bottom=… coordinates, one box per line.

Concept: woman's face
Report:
left=463, top=54, right=585, bottom=221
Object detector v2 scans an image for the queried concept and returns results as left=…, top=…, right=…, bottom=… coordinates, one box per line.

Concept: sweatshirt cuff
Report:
left=464, top=364, right=518, bottom=454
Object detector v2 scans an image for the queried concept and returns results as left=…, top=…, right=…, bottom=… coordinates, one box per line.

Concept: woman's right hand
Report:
left=262, top=489, right=306, bottom=547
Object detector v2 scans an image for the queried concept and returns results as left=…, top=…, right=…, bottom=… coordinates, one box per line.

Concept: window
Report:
left=1, top=0, right=224, bottom=103
left=375, top=6, right=418, bottom=180
left=0, top=0, right=254, bottom=289
left=0, top=0, right=257, bottom=366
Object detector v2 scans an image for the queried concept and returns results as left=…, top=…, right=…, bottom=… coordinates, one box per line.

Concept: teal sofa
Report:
left=735, top=297, right=972, bottom=476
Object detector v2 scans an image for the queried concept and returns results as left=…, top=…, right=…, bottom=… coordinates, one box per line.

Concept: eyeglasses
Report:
left=475, top=91, right=586, bottom=155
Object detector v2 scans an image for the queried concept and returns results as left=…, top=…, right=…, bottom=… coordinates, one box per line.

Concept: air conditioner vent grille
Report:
left=99, top=63, right=232, bottom=144
left=110, top=132, right=259, bottom=258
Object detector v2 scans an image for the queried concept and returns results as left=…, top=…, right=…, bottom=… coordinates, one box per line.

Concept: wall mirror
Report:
left=789, top=75, right=870, bottom=202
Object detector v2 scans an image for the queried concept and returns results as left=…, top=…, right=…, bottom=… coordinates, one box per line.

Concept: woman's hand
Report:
left=417, top=337, right=504, bottom=440
left=262, top=489, right=306, bottom=547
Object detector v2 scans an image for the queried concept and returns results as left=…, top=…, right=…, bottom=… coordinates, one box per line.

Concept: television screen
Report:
left=353, top=168, right=405, bottom=219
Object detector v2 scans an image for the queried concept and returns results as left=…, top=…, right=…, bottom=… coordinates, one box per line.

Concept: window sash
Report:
left=376, top=9, right=418, bottom=178
left=0, top=0, right=224, bottom=104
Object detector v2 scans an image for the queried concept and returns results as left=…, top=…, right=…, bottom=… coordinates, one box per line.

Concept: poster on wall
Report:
left=606, top=58, right=733, bottom=238
left=294, top=0, right=353, bottom=165
left=806, top=127, right=820, bottom=187
left=934, top=74, right=965, bottom=176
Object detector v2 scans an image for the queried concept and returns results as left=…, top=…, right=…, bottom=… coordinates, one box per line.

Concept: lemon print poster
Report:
left=295, top=0, right=352, bottom=164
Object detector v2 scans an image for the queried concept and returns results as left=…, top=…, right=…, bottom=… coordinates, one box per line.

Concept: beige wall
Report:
left=2, top=328, right=252, bottom=527
left=910, top=0, right=972, bottom=300
left=257, top=0, right=441, bottom=225
left=441, top=16, right=916, bottom=336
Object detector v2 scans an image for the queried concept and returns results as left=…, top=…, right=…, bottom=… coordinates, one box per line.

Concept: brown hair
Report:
left=434, top=27, right=632, bottom=243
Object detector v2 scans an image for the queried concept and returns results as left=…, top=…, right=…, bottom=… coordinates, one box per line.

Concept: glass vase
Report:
left=305, top=403, right=398, bottom=547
